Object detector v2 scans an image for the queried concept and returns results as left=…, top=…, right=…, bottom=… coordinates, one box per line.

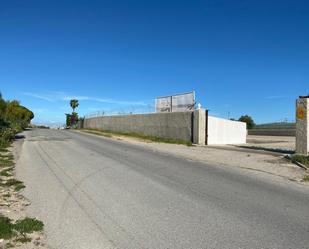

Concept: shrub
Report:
left=14, top=218, right=44, bottom=234
left=239, top=115, right=255, bottom=129
left=0, top=128, right=15, bottom=147
left=0, top=216, right=15, bottom=239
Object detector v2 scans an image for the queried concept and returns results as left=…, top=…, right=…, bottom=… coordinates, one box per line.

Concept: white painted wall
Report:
left=208, top=116, right=246, bottom=145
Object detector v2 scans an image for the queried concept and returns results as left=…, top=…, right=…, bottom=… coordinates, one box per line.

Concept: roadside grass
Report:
left=82, top=129, right=112, bottom=138
left=302, top=175, right=309, bottom=182
left=80, top=128, right=193, bottom=146
left=0, top=142, right=11, bottom=151
left=0, top=167, right=14, bottom=177
left=0, top=168, right=12, bottom=177
left=5, top=242, right=15, bottom=248
left=0, top=216, right=44, bottom=240
left=0, top=151, right=25, bottom=192
left=14, top=217, right=44, bottom=234
left=0, top=168, right=13, bottom=177
left=0, top=154, right=14, bottom=160
left=290, top=155, right=309, bottom=169
left=3, top=193, right=11, bottom=198
left=14, top=182, right=26, bottom=191
left=0, top=133, right=45, bottom=246
left=0, top=178, right=25, bottom=192
left=0, top=216, right=15, bottom=239
left=0, top=147, right=9, bottom=153
left=0, top=157, right=14, bottom=167
left=0, top=141, right=46, bottom=247
left=14, top=236, right=32, bottom=243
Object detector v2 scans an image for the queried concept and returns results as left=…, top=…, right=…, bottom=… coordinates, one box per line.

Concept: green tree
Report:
left=238, top=115, right=255, bottom=129
left=68, top=99, right=79, bottom=127
left=65, top=114, right=71, bottom=127
left=70, top=99, right=79, bottom=112
left=0, top=92, right=8, bottom=128
left=0, top=92, right=34, bottom=146
left=5, top=100, right=34, bottom=130
left=70, top=112, right=78, bottom=126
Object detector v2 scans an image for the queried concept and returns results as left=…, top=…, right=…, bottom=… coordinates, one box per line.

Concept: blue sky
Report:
left=0, top=0, right=308, bottom=125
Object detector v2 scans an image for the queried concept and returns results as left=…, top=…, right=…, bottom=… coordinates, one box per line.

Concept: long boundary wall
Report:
left=81, top=110, right=247, bottom=145
left=83, top=112, right=193, bottom=142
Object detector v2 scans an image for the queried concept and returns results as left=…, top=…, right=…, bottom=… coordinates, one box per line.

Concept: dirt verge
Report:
left=0, top=138, right=48, bottom=249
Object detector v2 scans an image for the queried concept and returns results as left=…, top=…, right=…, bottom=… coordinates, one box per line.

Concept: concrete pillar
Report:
left=193, top=109, right=206, bottom=145
left=296, top=96, right=309, bottom=155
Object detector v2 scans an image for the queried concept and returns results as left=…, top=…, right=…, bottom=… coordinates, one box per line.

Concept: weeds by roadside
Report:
left=0, top=157, right=14, bottom=168
left=13, top=217, right=44, bottom=234
left=290, top=155, right=309, bottom=169
left=0, top=178, right=26, bottom=191
left=0, top=147, right=8, bottom=153
left=0, top=168, right=13, bottom=177
left=0, top=143, right=46, bottom=248
left=302, top=175, right=309, bottom=182
left=80, top=128, right=193, bottom=146
left=0, top=216, right=43, bottom=240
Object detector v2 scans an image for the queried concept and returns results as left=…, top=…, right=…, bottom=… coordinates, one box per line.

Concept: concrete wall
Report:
left=83, top=112, right=193, bottom=142
left=208, top=116, right=246, bottom=145
left=193, top=109, right=206, bottom=145
left=82, top=111, right=247, bottom=145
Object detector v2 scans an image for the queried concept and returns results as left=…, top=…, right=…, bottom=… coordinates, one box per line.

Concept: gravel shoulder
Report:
left=0, top=137, right=48, bottom=249
left=246, top=135, right=295, bottom=152
left=76, top=130, right=308, bottom=185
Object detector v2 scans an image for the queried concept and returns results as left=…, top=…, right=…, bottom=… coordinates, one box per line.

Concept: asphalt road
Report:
left=16, top=129, right=309, bottom=249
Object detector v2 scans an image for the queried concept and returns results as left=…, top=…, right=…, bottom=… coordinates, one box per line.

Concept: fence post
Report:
left=296, top=96, right=309, bottom=155
left=193, top=109, right=206, bottom=145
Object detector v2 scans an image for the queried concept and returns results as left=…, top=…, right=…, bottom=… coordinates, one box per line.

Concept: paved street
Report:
left=16, top=129, right=309, bottom=249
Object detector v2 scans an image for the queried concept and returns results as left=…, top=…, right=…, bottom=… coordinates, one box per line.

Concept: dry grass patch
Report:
left=80, top=128, right=193, bottom=146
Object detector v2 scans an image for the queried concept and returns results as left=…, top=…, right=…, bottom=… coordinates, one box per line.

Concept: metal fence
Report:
left=84, top=103, right=156, bottom=118
left=84, top=95, right=198, bottom=119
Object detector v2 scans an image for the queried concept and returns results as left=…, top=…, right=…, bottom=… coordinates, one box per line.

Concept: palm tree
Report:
left=70, top=99, right=79, bottom=112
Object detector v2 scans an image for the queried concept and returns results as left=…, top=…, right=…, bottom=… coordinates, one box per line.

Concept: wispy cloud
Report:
left=265, top=95, right=288, bottom=99
left=22, top=91, right=148, bottom=106
left=61, top=96, right=90, bottom=101
left=22, top=92, right=55, bottom=102
left=62, top=96, right=148, bottom=106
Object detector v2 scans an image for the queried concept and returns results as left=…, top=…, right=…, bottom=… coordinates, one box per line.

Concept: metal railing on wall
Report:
left=84, top=104, right=156, bottom=119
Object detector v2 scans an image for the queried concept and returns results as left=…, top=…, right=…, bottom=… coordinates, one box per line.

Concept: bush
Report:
left=291, top=155, right=309, bottom=168
left=0, top=128, right=15, bottom=147
left=239, top=115, right=255, bottom=129
left=14, top=218, right=44, bottom=234
left=0, top=216, right=15, bottom=239
left=0, top=92, right=34, bottom=145
left=0, top=216, right=44, bottom=239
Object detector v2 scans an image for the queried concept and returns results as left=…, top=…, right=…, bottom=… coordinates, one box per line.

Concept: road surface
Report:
left=16, top=129, right=309, bottom=249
